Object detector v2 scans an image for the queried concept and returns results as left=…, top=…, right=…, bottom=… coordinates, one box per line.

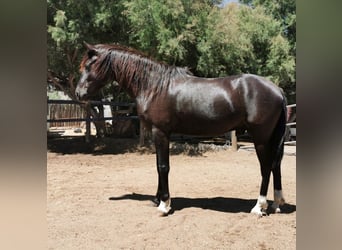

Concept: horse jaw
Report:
left=157, top=198, right=171, bottom=216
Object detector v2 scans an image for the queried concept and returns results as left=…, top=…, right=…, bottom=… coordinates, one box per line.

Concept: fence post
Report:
left=231, top=130, right=237, bottom=151
left=85, top=104, right=91, bottom=143
left=47, top=96, right=50, bottom=130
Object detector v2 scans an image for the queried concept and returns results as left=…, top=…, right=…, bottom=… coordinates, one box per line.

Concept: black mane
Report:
left=82, top=44, right=192, bottom=96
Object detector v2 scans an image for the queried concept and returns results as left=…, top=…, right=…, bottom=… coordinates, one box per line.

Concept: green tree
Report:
left=123, top=0, right=219, bottom=71
left=47, top=0, right=129, bottom=98
left=196, top=3, right=295, bottom=101
left=239, top=0, right=296, bottom=102
left=240, top=0, right=295, bottom=53
left=47, top=0, right=295, bottom=103
left=47, top=0, right=131, bottom=137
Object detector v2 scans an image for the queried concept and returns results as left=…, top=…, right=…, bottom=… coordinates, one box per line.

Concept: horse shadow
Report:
left=109, top=193, right=296, bottom=215
left=47, top=136, right=207, bottom=156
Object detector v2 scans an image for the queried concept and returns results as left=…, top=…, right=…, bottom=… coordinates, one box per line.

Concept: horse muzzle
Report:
left=75, top=86, right=88, bottom=101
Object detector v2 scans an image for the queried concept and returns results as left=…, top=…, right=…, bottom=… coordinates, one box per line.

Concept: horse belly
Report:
left=171, top=85, right=243, bottom=135
left=173, top=110, right=243, bottom=136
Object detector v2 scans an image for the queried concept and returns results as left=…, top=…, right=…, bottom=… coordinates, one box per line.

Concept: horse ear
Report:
left=83, top=42, right=97, bottom=58
left=83, top=41, right=94, bottom=50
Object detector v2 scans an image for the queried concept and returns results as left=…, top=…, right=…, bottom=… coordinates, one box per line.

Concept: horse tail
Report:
left=271, top=95, right=287, bottom=169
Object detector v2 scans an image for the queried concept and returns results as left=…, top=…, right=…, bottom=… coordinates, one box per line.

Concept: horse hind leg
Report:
left=249, top=99, right=287, bottom=216
left=250, top=143, right=272, bottom=216
left=271, top=189, right=285, bottom=213
left=270, top=104, right=286, bottom=213
left=271, top=163, right=285, bottom=213
left=250, top=141, right=286, bottom=216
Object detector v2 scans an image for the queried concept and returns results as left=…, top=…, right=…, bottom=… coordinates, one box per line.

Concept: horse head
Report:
left=75, top=42, right=109, bottom=100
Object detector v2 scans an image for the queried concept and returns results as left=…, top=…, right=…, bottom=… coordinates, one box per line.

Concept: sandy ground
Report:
left=47, top=137, right=296, bottom=250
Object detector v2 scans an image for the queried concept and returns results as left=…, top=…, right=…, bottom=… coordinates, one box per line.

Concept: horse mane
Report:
left=80, top=44, right=192, bottom=96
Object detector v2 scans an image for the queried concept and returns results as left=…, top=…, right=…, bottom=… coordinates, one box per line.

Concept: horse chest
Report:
left=136, top=98, right=173, bottom=127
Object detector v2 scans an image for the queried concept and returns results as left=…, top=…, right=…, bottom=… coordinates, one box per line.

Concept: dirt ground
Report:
left=47, top=137, right=296, bottom=250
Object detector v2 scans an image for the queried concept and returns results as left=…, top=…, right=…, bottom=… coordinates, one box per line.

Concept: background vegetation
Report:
left=47, top=0, right=295, bottom=103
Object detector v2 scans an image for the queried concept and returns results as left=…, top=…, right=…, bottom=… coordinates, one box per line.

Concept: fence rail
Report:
left=286, top=104, right=296, bottom=127
left=47, top=99, right=136, bottom=106
left=285, top=103, right=296, bottom=146
left=47, top=99, right=137, bottom=124
left=47, top=116, right=139, bottom=123
left=47, top=99, right=138, bottom=142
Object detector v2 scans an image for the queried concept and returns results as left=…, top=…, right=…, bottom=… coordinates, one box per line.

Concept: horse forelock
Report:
left=79, top=54, right=88, bottom=72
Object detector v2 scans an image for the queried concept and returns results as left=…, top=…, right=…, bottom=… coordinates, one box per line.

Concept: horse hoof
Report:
left=250, top=207, right=267, bottom=217
left=271, top=202, right=282, bottom=213
left=152, top=197, right=160, bottom=207
left=157, top=199, right=171, bottom=216
left=274, top=207, right=281, bottom=213
left=251, top=196, right=268, bottom=217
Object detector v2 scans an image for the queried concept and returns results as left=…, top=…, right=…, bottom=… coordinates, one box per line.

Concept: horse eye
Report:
left=85, top=61, right=93, bottom=71
left=85, top=63, right=91, bottom=71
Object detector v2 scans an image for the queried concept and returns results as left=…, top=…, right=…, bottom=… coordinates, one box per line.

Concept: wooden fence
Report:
left=47, top=99, right=138, bottom=124
left=48, top=101, right=86, bottom=127
left=284, top=103, right=296, bottom=145
left=47, top=99, right=139, bottom=142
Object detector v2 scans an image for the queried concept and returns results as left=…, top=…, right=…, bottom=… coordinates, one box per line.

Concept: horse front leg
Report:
left=152, top=126, right=171, bottom=215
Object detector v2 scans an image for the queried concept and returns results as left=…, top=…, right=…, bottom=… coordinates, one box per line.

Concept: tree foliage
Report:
left=47, top=0, right=129, bottom=98
left=240, top=0, right=296, bottom=55
left=47, top=0, right=295, bottom=102
left=123, top=0, right=219, bottom=70
left=197, top=3, right=295, bottom=94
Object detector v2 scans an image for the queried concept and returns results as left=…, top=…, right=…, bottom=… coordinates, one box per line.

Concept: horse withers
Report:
left=75, top=43, right=287, bottom=216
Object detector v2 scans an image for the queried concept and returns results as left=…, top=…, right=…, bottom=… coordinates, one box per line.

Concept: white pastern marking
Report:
left=157, top=198, right=171, bottom=215
left=251, top=195, right=268, bottom=217
left=271, top=190, right=285, bottom=213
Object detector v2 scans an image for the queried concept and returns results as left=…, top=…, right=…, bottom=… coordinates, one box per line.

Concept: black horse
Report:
left=76, top=43, right=287, bottom=216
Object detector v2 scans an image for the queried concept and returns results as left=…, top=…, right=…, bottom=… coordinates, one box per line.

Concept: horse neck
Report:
left=112, top=72, right=144, bottom=99
left=110, top=52, right=175, bottom=99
